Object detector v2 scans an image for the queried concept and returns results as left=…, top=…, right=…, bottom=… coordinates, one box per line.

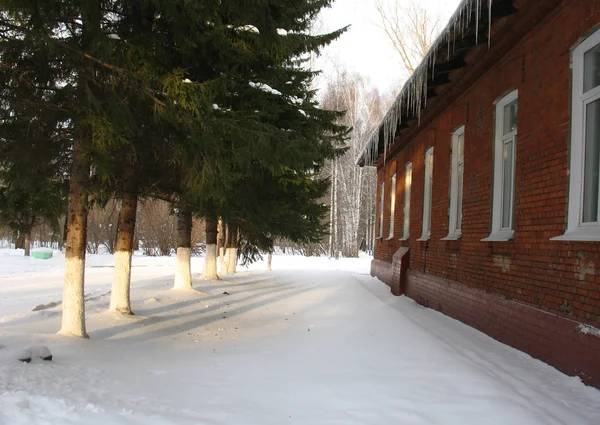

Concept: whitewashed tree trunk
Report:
left=220, top=247, right=228, bottom=275
left=267, top=252, right=272, bottom=271
left=226, top=248, right=237, bottom=274
left=110, top=188, right=137, bottom=314
left=202, top=244, right=219, bottom=279
left=202, top=216, right=219, bottom=280
left=173, top=209, right=193, bottom=289
left=60, top=138, right=89, bottom=338
left=111, top=250, right=133, bottom=311
left=62, top=256, right=87, bottom=337
left=174, top=247, right=192, bottom=289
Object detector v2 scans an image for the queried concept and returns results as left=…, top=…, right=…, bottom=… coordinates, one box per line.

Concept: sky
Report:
left=315, top=0, right=463, bottom=94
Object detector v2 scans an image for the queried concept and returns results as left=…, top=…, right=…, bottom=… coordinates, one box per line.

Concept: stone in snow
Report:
left=18, top=346, right=52, bottom=363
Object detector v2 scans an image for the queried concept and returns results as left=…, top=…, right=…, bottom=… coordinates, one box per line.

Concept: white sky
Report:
left=315, top=0, right=463, bottom=94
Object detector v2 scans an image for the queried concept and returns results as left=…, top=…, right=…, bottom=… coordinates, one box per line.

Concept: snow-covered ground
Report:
left=1, top=249, right=599, bottom=425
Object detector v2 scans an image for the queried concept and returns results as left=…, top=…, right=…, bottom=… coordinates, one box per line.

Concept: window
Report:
left=419, top=147, right=434, bottom=240
left=482, top=90, right=518, bottom=241
left=553, top=29, right=600, bottom=241
left=443, top=126, right=465, bottom=240
left=388, top=173, right=396, bottom=238
left=378, top=181, right=384, bottom=238
left=402, top=163, right=412, bottom=239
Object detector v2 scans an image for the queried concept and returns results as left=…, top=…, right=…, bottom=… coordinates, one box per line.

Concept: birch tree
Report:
left=374, top=0, right=441, bottom=76
left=321, top=72, right=386, bottom=258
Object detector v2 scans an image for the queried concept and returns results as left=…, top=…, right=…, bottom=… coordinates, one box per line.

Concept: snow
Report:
left=236, top=25, right=260, bottom=34
left=107, top=34, right=121, bottom=40
left=249, top=81, right=282, bottom=96
left=1, top=249, right=600, bottom=424
left=277, top=28, right=288, bottom=36
left=182, top=78, right=192, bottom=83
left=579, top=324, right=600, bottom=337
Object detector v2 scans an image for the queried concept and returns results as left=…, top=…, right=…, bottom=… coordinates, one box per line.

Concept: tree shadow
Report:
left=90, top=273, right=312, bottom=340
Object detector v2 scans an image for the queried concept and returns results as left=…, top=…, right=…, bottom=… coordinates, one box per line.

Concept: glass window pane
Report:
left=583, top=99, right=600, bottom=223
left=456, top=162, right=463, bottom=231
left=584, top=43, right=600, bottom=93
left=502, top=140, right=514, bottom=229
left=456, top=133, right=464, bottom=159
left=379, top=182, right=384, bottom=236
left=404, top=165, right=411, bottom=237
left=389, top=174, right=396, bottom=236
left=503, top=100, right=518, bottom=135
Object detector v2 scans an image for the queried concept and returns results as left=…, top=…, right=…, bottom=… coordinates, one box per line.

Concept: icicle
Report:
left=475, top=0, right=479, bottom=45
left=360, top=0, right=499, bottom=167
left=488, top=0, right=493, bottom=47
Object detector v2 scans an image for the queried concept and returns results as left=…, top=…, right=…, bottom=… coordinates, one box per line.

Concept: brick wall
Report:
left=371, top=1, right=600, bottom=386
left=405, top=270, right=600, bottom=388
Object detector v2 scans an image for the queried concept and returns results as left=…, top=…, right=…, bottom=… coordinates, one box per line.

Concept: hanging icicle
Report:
left=359, top=0, right=496, bottom=167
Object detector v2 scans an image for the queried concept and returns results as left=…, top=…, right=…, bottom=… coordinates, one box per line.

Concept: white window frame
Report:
left=553, top=28, right=600, bottom=241
left=387, top=173, right=396, bottom=238
left=482, top=89, right=518, bottom=242
left=378, top=181, right=384, bottom=238
left=401, top=163, right=412, bottom=240
left=418, top=147, right=434, bottom=241
left=443, top=126, right=465, bottom=240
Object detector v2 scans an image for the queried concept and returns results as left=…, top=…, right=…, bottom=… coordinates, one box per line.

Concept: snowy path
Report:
left=1, top=254, right=599, bottom=424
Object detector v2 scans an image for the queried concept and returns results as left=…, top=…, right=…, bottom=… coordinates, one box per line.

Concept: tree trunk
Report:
left=23, top=231, right=31, bottom=256
left=174, top=208, right=193, bottom=289
left=60, top=0, right=102, bottom=338
left=110, top=190, right=137, bottom=314
left=226, top=224, right=237, bottom=275
left=202, top=216, right=219, bottom=280
left=15, top=232, right=25, bottom=250
left=220, top=223, right=229, bottom=276
left=267, top=252, right=272, bottom=271
left=328, top=159, right=334, bottom=258
left=60, top=138, right=90, bottom=338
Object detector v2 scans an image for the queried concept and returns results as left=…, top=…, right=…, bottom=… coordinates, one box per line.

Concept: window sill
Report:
left=398, top=236, right=409, bottom=241
left=441, top=232, right=461, bottom=241
left=550, top=228, right=600, bottom=241
left=385, top=235, right=394, bottom=241
left=416, top=236, right=430, bottom=242
left=481, top=230, right=514, bottom=242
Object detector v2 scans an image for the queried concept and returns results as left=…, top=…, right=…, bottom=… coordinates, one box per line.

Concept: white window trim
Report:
left=482, top=89, right=518, bottom=242
left=442, top=126, right=465, bottom=240
left=418, top=147, right=434, bottom=241
left=400, top=162, right=412, bottom=240
left=378, top=181, right=384, bottom=238
left=387, top=173, right=396, bottom=239
left=552, top=29, right=600, bottom=241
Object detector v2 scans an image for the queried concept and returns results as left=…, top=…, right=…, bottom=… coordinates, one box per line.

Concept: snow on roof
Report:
left=358, top=0, right=496, bottom=167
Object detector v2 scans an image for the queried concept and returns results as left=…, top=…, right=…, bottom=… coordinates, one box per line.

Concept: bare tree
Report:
left=321, top=71, right=387, bottom=258
left=86, top=200, right=120, bottom=254
left=375, top=0, right=441, bottom=75
left=135, top=199, right=177, bottom=256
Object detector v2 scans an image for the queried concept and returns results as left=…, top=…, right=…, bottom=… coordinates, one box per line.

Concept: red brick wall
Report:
left=372, top=1, right=600, bottom=385
left=405, top=270, right=600, bottom=388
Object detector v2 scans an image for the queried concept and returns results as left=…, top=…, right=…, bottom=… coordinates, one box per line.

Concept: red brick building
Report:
left=358, top=0, right=600, bottom=388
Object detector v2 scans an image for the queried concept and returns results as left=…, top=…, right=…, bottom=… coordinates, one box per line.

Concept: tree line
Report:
left=0, top=0, right=348, bottom=337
